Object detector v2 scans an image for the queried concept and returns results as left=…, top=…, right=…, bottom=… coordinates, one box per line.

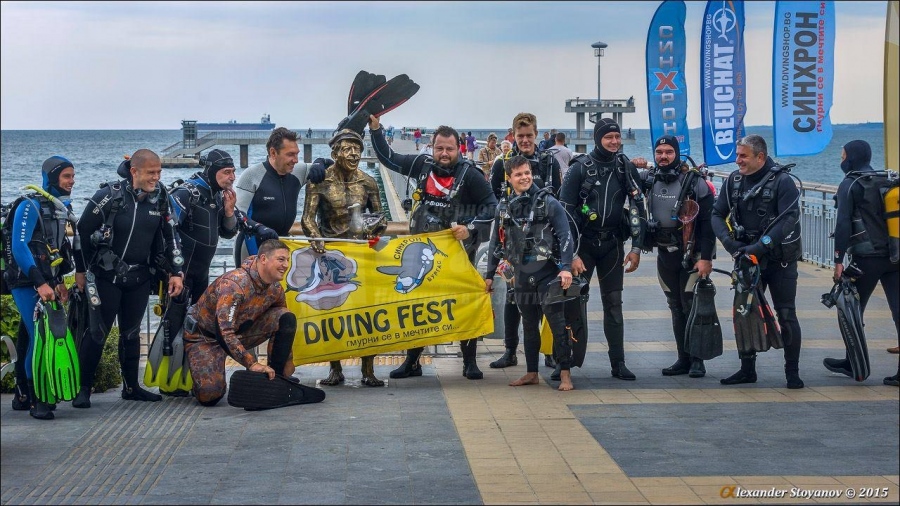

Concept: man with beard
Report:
left=370, top=115, right=496, bottom=380
left=633, top=136, right=716, bottom=378
left=300, top=129, right=388, bottom=387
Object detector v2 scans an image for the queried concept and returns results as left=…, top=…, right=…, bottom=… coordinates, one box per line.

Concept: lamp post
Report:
left=592, top=41, right=607, bottom=103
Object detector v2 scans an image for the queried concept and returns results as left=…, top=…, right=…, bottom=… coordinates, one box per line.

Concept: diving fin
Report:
left=337, top=74, right=420, bottom=135
left=822, top=277, right=870, bottom=381
left=563, top=288, right=590, bottom=368
left=159, top=296, right=194, bottom=397
left=32, top=302, right=57, bottom=404
left=67, top=287, right=90, bottom=352
left=227, top=370, right=325, bottom=410
left=45, top=301, right=80, bottom=401
left=143, top=307, right=169, bottom=388
left=684, top=277, right=723, bottom=360
left=347, top=70, right=387, bottom=115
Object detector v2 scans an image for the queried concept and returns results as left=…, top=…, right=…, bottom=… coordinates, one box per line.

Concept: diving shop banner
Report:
left=646, top=0, right=690, bottom=154
left=700, top=0, right=746, bottom=166
left=772, top=1, right=835, bottom=156
left=283, top=231, right=493, bottom=365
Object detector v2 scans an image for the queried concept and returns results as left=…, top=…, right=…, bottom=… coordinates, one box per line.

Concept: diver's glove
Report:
left=736, top=242, right=766, bottom=259
left=254, top=224, right=279, bottom=242
left=308, top=158, right=334, bottom=184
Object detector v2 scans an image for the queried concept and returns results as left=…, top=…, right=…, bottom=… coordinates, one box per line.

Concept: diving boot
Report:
left=122, top=384, right=162, bottom=402
left=389, top=349, right=423, bottom=379
left=611, top=361, right=636, bottom=381
left=12, top=384, right=31, bottom=411
left=721, top=357, right=757, bottom=385
left=785, top=361, right=804, bottom=389
left=28, top=382, right=53, bottom=420
left=544, top=354, right=557, bottom=368
left=822, top=357, right=852, bottom=377
left=884, top=373, right=900, bottom=387
left=72, top=387, right=92, bottom=408
left=463, top=358, right=484, bottom=380
left=688, top=358, right=706, bottom=378
left=490, top=349, right=518, bottom=368
left=662, top=357, right=691, bottom=376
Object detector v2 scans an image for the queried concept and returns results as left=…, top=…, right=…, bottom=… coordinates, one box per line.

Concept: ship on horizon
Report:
left=196, top=113, right=275, bottom=132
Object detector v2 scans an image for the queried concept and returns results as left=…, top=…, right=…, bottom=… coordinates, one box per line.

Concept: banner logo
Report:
left=376, top=238, right=446, bottom=294
left=287, top=248, right=359, bottom=310
left=772, top=1, right=835, bottom=156
left=646, top=0, right=690, bottom=153
left=701, top=0, right=746, bottom=166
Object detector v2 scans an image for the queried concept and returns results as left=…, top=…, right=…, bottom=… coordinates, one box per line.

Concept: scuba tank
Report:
left=885, top=179, right=899, bottom=263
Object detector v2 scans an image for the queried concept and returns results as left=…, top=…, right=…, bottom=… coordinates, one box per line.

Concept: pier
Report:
left=159, top=121, right=332, bottom=168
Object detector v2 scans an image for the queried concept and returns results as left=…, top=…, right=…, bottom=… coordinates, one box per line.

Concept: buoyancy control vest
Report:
left=408, top=159, right=475, bottom=234
left=1, top=192, right=75, bottom=291
left=169, top=176, right=239, bottom=272
left=569, top=152, right=650, bottom=250
left=497, top=186, right=559, bottom=274
left=726, top=164, right=802, bottom=263
left=845, top=170, right=900, bottom=261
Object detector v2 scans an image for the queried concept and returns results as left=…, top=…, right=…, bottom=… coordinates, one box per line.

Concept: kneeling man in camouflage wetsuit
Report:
left=183, top=239, right=297, bottom=406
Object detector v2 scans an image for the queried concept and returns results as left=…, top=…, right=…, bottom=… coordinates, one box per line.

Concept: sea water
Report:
left=0, top=124, right=887, bottom=261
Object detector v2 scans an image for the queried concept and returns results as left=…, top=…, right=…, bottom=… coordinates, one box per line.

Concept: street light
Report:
left=592, top=41, right=607, bottom=103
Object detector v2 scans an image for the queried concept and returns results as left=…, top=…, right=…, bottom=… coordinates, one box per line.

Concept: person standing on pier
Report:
left=487, top=113, right=562, bottom=372
left=710, top=134, right=805, bottom=389
left=484, top=155, right=576, bottom=391
left=233, top=127, right=326, bottom=265
left=5, top=156, right=79, bottom=419
left=633, top=135, right=716, bottom=378
left=369, top=115, right=497, bottom=380
left=300, top=129, right=388, bottom=387
left=558, top=118, right=646, bottom=381
left=168, top=149, right=278, bottom=298
left=75, top=149, right=185, bottom=408
left=823, top=139, right=899, bottom=386
left=476, top=133, right=501, bottom=178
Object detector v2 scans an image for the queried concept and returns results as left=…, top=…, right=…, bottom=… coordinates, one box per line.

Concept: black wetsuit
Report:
left=489, top=149, right=563, bottom=354
left=832, top=147, right=899, bottom=342
left=711, top=157, right=803, bottom=380
left=169, top=175, right=239, bottom=297
left=484, top=185, right=574, bottom=372
left=640, top=169, right=715, bottom=365
left=558, top=149, right=643, bottom=368
left=77, top=179, right=182, bottom=393
left=371, top=126, right=497, bottom=368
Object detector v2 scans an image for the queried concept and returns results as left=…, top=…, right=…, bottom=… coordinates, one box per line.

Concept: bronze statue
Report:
left=301, top=129, right=387, bottom=386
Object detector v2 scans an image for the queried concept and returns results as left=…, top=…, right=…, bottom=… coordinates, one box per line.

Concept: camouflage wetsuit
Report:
left=183, top=255, right=293, bottom=405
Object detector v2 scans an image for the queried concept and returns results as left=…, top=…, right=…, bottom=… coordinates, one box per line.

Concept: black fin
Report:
left=338, top=74, right=420, bottom=135
left=227, top=370, right=325, bottom=410
left=347, top=71, right=386, bottom=115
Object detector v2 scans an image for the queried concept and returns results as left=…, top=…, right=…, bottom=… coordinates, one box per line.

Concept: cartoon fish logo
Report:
left=376, top=239, right=445, bottom=294
left=287, top=248, right=359, bottom=310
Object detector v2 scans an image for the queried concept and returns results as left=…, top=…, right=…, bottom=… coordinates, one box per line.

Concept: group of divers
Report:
left=2, top=108, right=899, bottom=418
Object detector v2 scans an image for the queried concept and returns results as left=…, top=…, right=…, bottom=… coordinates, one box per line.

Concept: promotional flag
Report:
left=646, top=0, right=690, bottom=153
left=886, top=1, right=899, bottom=171
left=772, top=1, right=835, bottom=156
left=283, top=231, right=493, bottom=365
left=700, top=0, right=746, bottom=166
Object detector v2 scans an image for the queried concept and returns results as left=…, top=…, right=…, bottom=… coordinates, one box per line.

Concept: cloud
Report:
left=0, top=1, right=888, bottom=130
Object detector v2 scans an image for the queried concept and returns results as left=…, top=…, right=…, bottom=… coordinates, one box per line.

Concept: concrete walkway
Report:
left=2, top=247, right=897, bottom=505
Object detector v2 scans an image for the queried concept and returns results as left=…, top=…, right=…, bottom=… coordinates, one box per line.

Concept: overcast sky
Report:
left=0, top=1, right=888, bottom=131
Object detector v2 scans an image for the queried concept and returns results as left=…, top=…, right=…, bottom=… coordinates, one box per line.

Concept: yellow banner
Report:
left=886, top=1, right=899, bottom=171
left=284, top=231, right=494, bottom=365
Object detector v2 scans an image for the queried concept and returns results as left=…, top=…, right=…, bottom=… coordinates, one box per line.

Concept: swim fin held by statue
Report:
left=337, top=70, right=420, bottom=136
